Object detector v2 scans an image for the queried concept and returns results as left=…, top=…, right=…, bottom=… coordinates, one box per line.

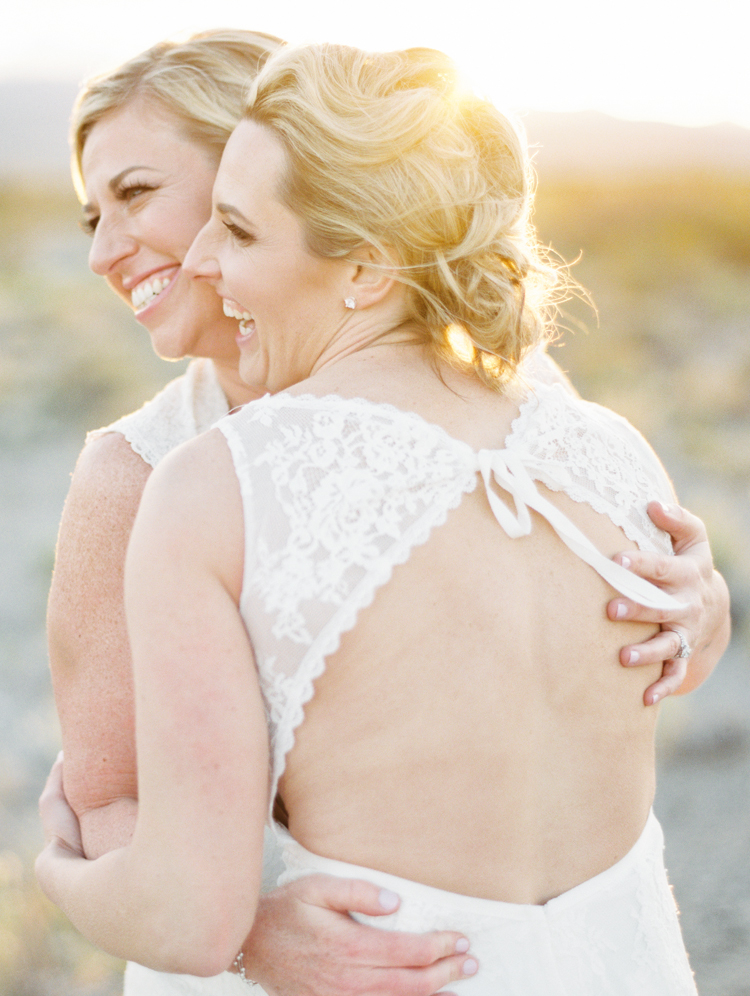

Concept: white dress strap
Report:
left=477, top=448, right=684, bottom=611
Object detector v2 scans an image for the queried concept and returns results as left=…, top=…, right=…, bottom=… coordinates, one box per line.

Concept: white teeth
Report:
left=222, top=300, right=252, bottom=321
left=131, top=275, right=171, bottom=309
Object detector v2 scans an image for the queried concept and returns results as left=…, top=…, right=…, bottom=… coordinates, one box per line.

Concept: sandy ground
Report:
left=1, top=428, right=748, bottom=995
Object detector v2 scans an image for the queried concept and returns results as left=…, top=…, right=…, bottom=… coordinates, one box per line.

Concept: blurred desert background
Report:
left=1, top=79, right=749, bottom=995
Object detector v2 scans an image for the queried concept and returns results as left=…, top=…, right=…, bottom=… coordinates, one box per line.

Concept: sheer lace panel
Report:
left=507, top=385, right=674, bottom=556
left=218, top=386, right=677, bottom=821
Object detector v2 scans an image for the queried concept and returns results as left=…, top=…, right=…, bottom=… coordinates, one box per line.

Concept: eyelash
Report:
left=79, top=181, right=155, bottom=237
left=223, top=221, right=256, bottom=246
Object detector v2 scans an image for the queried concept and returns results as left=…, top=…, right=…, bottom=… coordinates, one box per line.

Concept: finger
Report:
left=643, top=658, right=689, bottom=706
left=612, top=548, right=691, bottom=588
left=292, top=874, right=405, bottom=917
left=39, top=753, right=83, bottom=852
left=291, top=875, right=469, bottom=966
left=646, top=502, right=708, bottom=554
left=38, top=752, right=66, bottom=813
left=608, top=594, right=682, bottom=627
left=39, top=788, right=83, bottom=852
left=382, top=955, right=479, bottom=996
left=363, top=929, right=471, bottom=969
left=620, top=629, right=688, bottom=668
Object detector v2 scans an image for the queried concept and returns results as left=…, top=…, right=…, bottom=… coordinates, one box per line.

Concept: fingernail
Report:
left=627, top=650, right=640, bottom=665
left=656, top=501, right=672, bottom=515
left=455, top=938, right=470, bottom=954
left=651, top=693, right=660, bottom=705
left=462, top=959, right=478, bottom=976
left=615, top=602, right=627, bottom=619
left=56, top=750, right=64, bottom=763
left=620, top=555, right=631, bottom=570
left=379, top=888, right=399, bottom=911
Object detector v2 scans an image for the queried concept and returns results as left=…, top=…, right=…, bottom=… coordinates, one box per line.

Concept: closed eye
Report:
left=79, top=215, right=98, bottom=236
left=223, top=221, right=256, bottom=246
left=117, top=181, right=156, bottom=202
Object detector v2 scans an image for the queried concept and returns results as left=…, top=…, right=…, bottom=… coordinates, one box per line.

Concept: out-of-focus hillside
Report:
left=0, top=126, right=748, bottom=994
left=4, top=80, right=750, bottom=179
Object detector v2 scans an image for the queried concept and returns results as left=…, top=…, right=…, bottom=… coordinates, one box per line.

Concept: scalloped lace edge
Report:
left=267, top=476, right=477, bottom=827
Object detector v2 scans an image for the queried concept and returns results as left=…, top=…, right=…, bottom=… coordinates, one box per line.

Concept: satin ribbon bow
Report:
left=476, top=448, right=685, bottom=611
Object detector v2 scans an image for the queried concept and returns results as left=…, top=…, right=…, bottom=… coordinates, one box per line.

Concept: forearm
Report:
left=36, top=840, right=248, bottom=975
left=79, top=798, right=139, bottom=859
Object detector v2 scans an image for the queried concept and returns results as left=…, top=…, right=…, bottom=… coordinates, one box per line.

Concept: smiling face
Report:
left=185, top=119, right=359, bottom=394
left=80, top=98, right=242, bottom=365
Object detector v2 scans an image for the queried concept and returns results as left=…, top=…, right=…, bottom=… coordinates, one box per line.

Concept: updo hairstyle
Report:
left=245, top=43, right=562, bottom=387
left=70, top=29, right=283, bottom=200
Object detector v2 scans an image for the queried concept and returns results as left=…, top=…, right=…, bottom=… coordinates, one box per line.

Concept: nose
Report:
left=183, top=219, right=221, bottom=281
left=88, top=215, right=138, bottom=276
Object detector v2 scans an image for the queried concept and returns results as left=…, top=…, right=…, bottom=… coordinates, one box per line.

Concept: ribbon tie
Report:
left=477, top=449, right=684, bottom=611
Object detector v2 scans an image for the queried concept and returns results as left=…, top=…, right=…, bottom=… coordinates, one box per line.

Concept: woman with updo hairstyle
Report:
left=246, top=45, right=550, bottom=384
left=40, top=40, right=724, bottom=995
left=51, top=29, right=490, bottom=996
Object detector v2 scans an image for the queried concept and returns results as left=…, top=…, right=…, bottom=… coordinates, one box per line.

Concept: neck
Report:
left=311, top=315, right=421, bottom=380
left=211, top=358, right=265, bottom=410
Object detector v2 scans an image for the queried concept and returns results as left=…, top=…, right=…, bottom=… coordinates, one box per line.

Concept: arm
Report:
left=46, top=434, right=474, bottom=991
left=38, top=431, right=268, bottom=974
left=39, top=762, right=477, bottom=995
left=47, top=432, right=150, bottom=857
left=609, top=502, right=730, bottom=704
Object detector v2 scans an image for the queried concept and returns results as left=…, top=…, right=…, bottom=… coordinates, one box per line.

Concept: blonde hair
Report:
left=245, top=43, right=563, bottom=387
left=71, top=29, right=283, bottom=200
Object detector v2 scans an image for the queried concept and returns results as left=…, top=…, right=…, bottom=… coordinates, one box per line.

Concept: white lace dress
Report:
left=210, top=383, right=698, bottom=996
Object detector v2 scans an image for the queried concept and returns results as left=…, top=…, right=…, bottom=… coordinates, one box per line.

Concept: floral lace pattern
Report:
left=506, top=385, right=674, bottom=555
left=87, top=358, right=229, bottom=469
left=218, top=385, right=678, bottom=816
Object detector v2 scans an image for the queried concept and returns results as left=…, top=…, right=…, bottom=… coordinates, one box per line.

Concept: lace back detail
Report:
left=506, top=385, right=674, bottom=556
left=219, top=395, right=478, bottom=815
left=217, top=386, right=676, bottom=820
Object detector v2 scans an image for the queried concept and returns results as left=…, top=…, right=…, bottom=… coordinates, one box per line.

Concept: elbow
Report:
left=146, top=897, right=258, bottom=978
left=173, top=947, right=241, bottom=980
left=155, top=934, right=251, bottom=979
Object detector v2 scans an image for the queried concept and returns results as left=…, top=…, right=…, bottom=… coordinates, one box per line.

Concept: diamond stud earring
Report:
left=344, top=297, right=356, bottom=310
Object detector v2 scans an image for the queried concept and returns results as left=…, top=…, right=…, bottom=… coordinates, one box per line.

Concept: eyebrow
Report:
left=81, top=166, right=157, bottom=214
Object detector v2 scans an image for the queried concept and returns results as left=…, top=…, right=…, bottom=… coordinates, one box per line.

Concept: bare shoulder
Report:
left=133, top=428, right=244, bottom=589
left=144, top=428, right=238, bottom=515
left=67, top=431, right=153, bottom=522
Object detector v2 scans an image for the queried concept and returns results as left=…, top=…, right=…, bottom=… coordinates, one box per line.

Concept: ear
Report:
left=344, top=245, right=402, bottom=310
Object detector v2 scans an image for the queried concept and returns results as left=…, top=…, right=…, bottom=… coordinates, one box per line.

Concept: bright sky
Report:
left=3, top=0, right=749, bottom=128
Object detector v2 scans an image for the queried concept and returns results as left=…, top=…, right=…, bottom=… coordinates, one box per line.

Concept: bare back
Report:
left=221, top=349, right=673, bottom=907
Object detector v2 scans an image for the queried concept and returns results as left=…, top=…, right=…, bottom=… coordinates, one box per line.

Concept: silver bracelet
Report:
left=233, top=951, right=258, bottom=987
